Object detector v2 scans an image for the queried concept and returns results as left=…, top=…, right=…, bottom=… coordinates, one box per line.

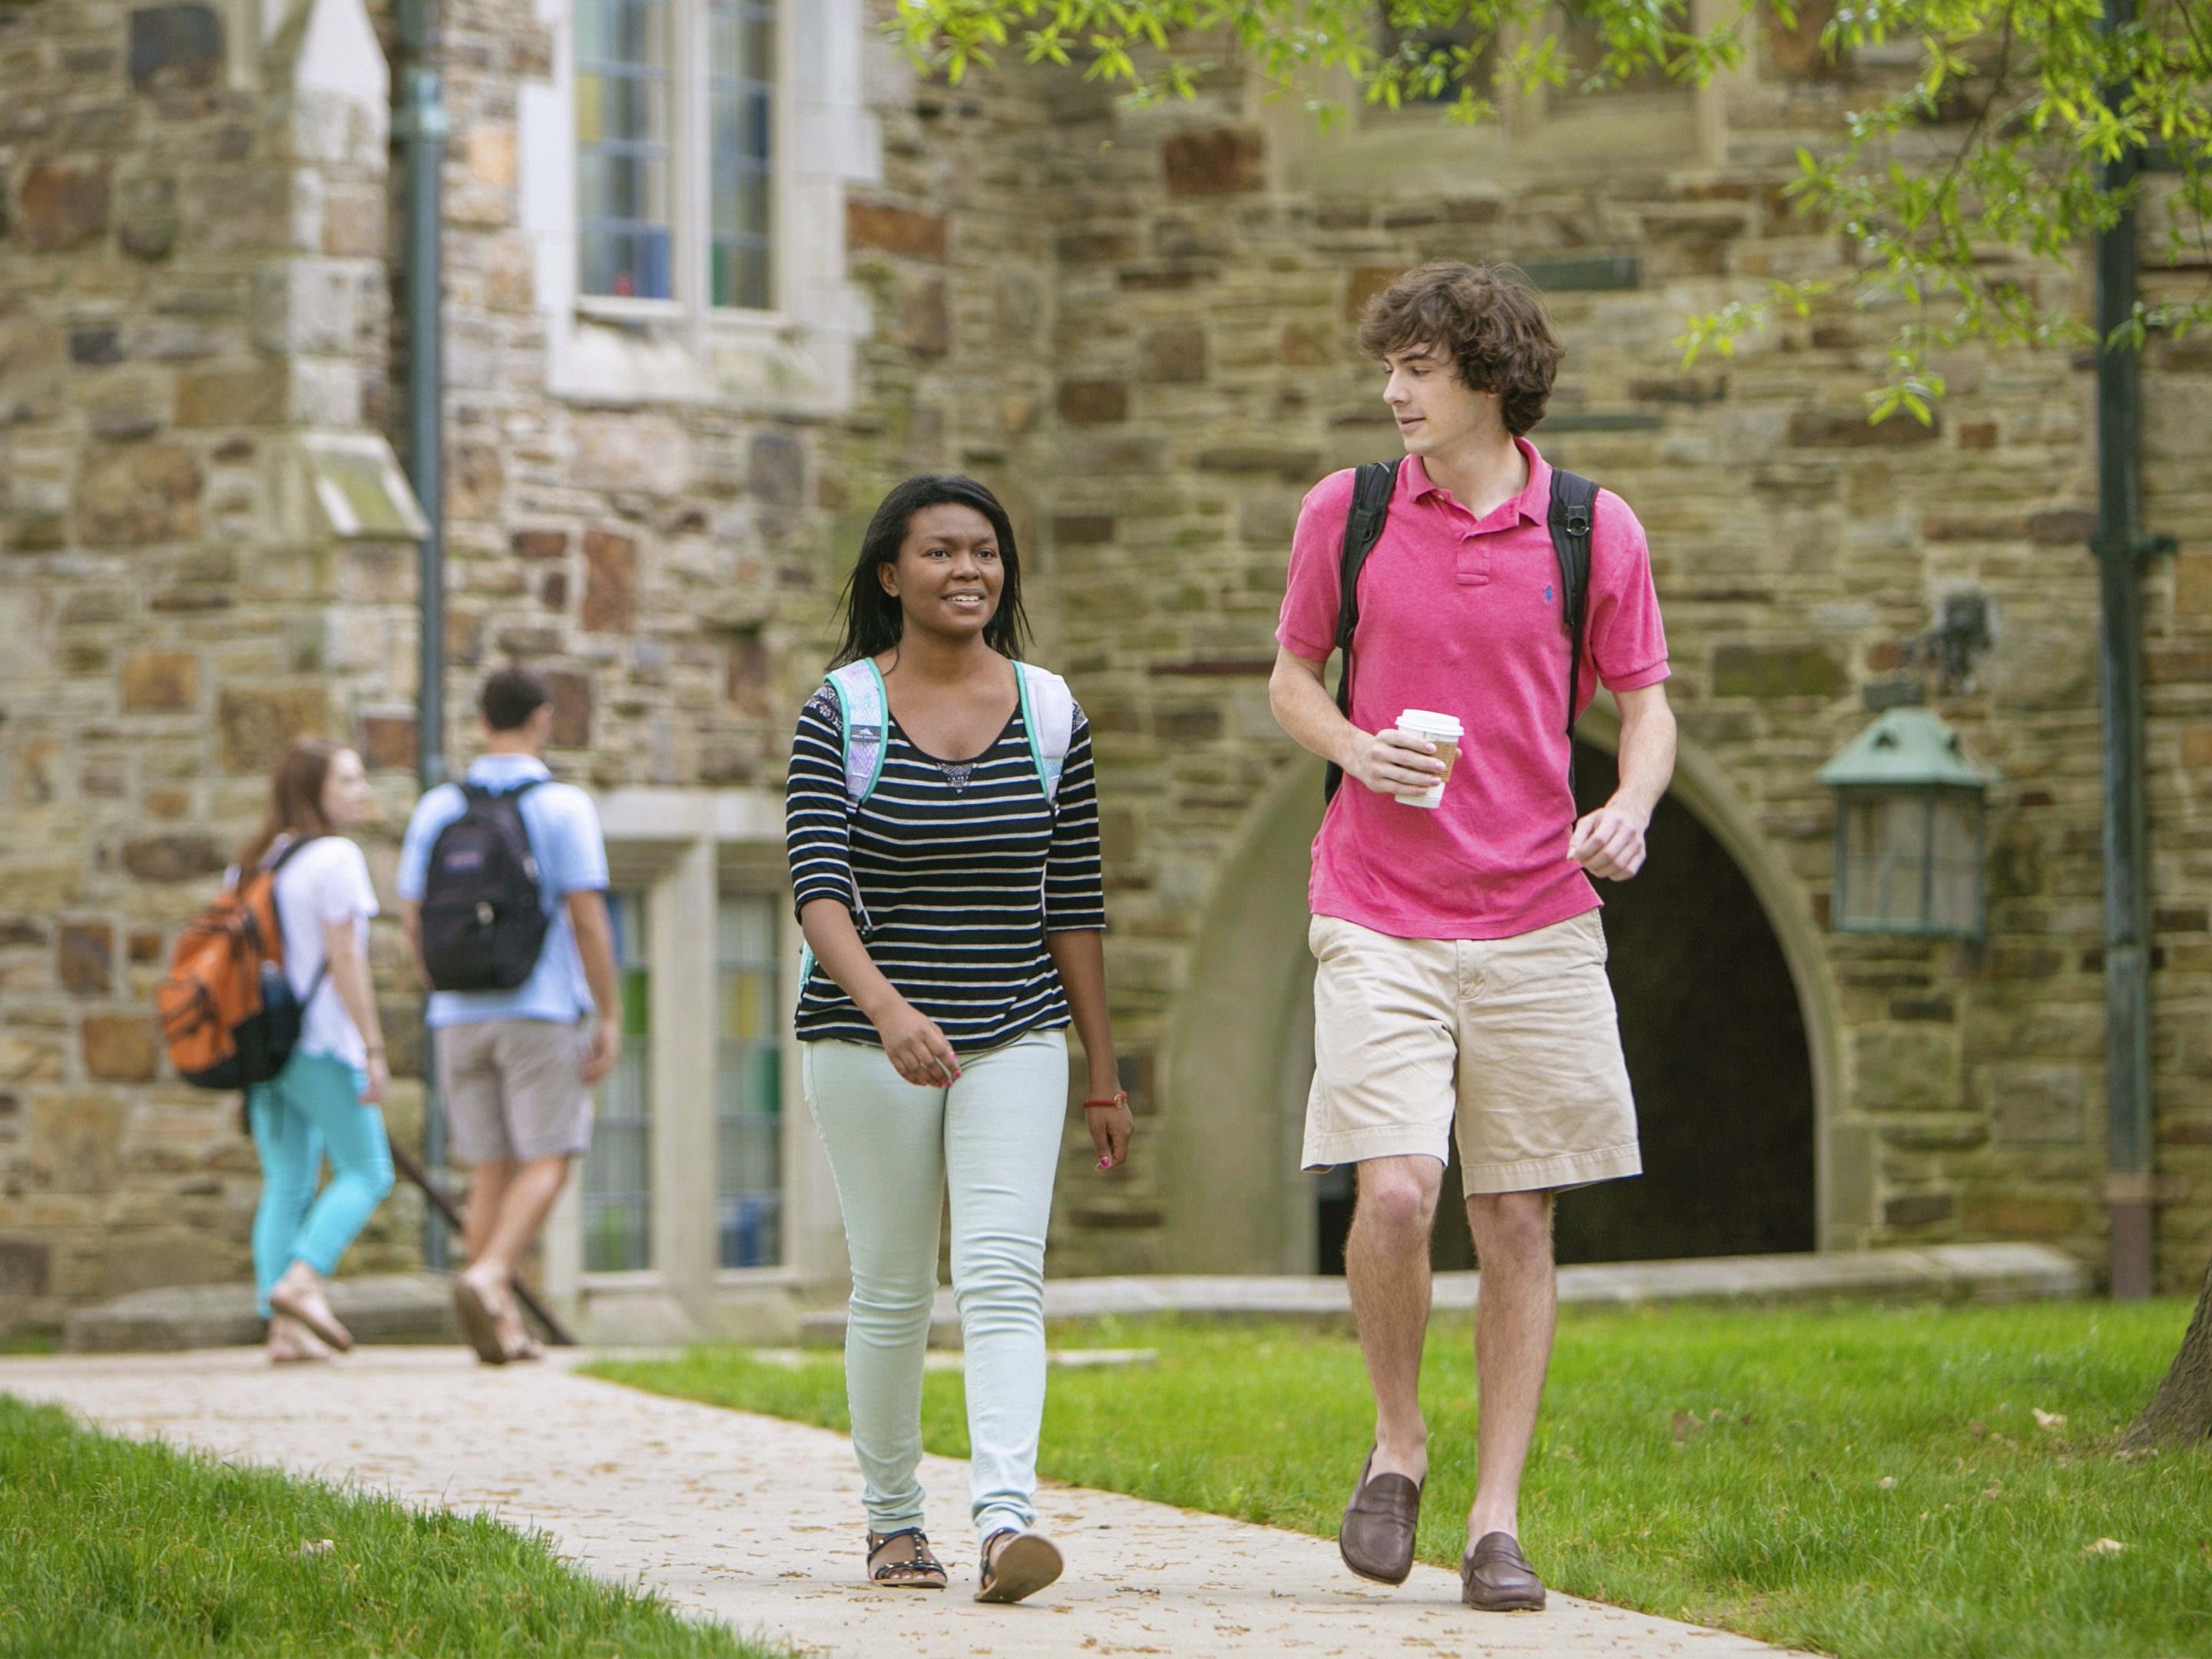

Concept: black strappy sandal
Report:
left=866, top=1528, right=947, bottom=1591
left=974, top=1528, right=1063, bottom=1604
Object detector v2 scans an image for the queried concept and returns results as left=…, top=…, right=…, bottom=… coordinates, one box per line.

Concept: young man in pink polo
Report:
left=1270, top=263, right=1676, bottom=1610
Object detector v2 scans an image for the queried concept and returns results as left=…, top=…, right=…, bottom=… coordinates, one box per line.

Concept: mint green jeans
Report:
left=801, top=1028, right=1068, bottom=1545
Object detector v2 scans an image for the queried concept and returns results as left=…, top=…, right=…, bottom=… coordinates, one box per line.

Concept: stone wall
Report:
left=406, top=0, right=813, bottom=794
left=0, top=0, right=433, bottom=1330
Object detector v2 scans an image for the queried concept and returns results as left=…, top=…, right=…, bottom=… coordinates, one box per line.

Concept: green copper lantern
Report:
left=1818, top=707, right=2002, bottom=940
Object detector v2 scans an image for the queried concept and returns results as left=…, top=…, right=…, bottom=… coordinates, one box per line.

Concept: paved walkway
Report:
left=2, top=1346, right=1803, bottom=1658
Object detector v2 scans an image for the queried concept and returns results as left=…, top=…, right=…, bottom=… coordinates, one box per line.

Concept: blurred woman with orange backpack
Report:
left=230, top=738, right=394, bottom=1363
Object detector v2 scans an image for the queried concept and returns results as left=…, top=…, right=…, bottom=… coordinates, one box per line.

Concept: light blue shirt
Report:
left=397, top=754, right=609, bottom=1029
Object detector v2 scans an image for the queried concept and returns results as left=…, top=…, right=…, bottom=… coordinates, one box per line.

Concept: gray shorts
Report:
left=435, top=1018, right=594, bottom=1164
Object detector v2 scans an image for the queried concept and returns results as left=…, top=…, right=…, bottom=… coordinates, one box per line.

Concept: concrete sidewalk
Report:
left=1, top=1346, right=1805, bottom=1658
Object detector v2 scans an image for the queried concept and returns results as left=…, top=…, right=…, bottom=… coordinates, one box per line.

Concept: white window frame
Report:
left=520, top=0, right=880, bottom=412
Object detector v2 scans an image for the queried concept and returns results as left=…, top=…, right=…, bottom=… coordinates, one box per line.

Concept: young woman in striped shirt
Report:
left=786, top=474, right=1133, bottom=1605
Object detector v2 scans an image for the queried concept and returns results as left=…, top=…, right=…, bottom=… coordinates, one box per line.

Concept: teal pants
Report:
left=248, top=1049, right=394, bottom=1319
left=802, top=1028, right=1068, bottom=1545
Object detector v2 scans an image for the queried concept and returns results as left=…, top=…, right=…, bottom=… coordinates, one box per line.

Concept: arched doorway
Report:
left=1551, top=740, right=1815, bottom=1260
left=1164, top=723, right=1830, bottom=1273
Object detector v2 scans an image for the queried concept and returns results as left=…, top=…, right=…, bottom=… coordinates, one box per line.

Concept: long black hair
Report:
left=830, top=475, right=1030, bottom=667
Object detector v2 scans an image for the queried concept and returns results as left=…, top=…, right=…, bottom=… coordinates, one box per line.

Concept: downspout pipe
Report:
left=396, top=0, right=451, bottom=1269
left=2093, top=0, right=2177, bottom=1300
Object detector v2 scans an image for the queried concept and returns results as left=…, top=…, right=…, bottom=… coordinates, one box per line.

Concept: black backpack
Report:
left=1323, top=458, right=1601, bottom=805
left=418, top=780, right=549, bottom=992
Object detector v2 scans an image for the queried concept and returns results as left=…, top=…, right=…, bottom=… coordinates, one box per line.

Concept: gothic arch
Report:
left=1159, top=752, right=1328, bottom=1274
left=1573, top=694, right=1844, bottom=1247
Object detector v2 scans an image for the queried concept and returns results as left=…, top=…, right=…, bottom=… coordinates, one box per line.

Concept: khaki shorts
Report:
left=1302, top=910, right=1641, bottom=1193
left=436, top=1018, right=594, bottom=1164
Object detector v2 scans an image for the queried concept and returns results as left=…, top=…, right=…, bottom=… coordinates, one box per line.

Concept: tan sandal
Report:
left=866, top=1528, right=947, bottom=1591
left=265, top=1311, right=334, bottom=1365
left=268, top=1268, right=353, bottom=1353
left=452, top=1277, right=508, bottom=1366
left=975, top=1528, right=1062, bottom=1604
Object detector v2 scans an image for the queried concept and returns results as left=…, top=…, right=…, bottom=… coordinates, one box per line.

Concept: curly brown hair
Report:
left=1355, top=263, right=1565, bottom=438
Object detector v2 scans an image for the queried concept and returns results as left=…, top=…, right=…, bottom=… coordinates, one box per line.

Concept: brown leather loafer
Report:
left=1461, top=1532, right=1545, bottom=1611
left=1338, top=1445, right=1422, bottom=1585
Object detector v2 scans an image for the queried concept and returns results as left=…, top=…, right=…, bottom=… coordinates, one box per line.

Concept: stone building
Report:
left=1, top=0, right=2206, bottom=1341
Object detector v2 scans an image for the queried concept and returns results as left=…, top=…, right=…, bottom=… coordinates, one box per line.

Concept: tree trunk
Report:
left=2119, top=1252, right=2212, bottom=1450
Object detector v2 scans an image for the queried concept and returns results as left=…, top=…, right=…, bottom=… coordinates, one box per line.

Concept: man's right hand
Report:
left=582, top=1012, right=623, bottom=1083
left=871, top=998, right=962, bottom=1088
left=1340, top=726, right=1447, bottom=798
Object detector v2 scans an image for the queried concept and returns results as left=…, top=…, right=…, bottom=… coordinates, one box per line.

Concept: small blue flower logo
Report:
left=1545, top=584, right=1555, bottom=604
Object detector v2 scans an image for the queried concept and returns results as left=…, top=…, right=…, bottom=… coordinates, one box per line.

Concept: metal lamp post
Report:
left=396, top=0, right=450, bottom=1270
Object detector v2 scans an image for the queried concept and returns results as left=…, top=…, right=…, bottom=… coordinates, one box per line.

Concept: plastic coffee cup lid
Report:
left=1397, top=708, right=1463, bottom=737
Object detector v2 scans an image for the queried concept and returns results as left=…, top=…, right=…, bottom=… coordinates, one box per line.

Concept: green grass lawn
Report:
left=0, top=1393, right=772, bottom=1658
left=587, top=1300, right=2212, bottom=1659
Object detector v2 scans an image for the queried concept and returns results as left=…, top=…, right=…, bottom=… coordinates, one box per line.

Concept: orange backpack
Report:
left=157, top=836, right=326, bottom=1089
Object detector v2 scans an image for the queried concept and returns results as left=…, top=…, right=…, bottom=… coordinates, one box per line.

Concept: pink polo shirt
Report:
left=1277, top=439, right=1670, bottom=942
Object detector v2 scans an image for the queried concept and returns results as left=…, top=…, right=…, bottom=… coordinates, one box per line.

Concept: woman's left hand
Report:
left=359, top=1054, right=389, bottom=1106
left=1084, top=1088, right=1133, bottom=1171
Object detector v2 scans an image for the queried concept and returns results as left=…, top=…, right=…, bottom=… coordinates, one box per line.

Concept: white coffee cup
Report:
left=1392, top=708, right=1463, bottom=809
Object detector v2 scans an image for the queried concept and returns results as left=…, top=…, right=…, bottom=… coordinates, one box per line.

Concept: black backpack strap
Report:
left=462, top=775, right=546, bottom=890
left=262, top=831, right=326, bottom=876
left=1323, top=459, right=1402, bottom=804
left=257, top=832, right=329, bottom=959
left=495, top=777, right=544, bottom=863
left=276, top=830, right=336, bottom=1005
left=1548, top=468, right=1600, bottom=810
left=299, top=959, right=330, bottom=1018
left=457, top=777, right=542, bottom=800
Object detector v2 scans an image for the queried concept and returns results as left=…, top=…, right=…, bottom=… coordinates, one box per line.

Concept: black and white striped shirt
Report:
left=786, top=679, right=1107, bottom=1050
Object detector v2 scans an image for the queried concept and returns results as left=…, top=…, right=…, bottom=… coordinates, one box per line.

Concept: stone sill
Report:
left=552, top=310, right=858, bottom=417
left=796, top=1242, right=2091, bottom=1349
left=63, top=1273, right=460, bottom=1353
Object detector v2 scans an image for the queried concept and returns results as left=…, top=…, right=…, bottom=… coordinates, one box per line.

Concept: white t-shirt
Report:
left=270, top=836, right=380, bottom=1070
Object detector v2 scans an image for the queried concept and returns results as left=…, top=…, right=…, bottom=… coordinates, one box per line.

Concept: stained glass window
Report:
left=583, top=893, right=652, bottom=1270
left=578, top=0, right=673, bottom=300
left=1374, top=8, right=1497, bottom=106
left=1547, top=0, right=1681, bottom=110
left=716, top=894, right=783, bottom=1267
left=709, top=2, right=775, bottom=310
left=575, top=0, right=773, bottom=311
